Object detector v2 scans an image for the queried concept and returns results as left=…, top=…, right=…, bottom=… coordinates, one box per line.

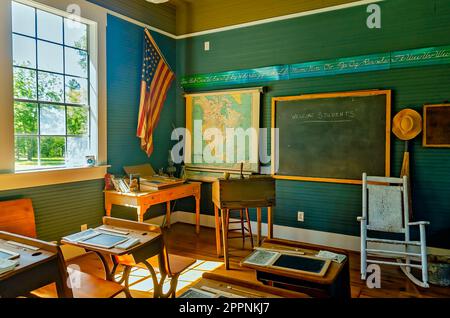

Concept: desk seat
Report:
left=31, top=270, right=125, bottom=299
left=167, top=254, right=196, bottom=277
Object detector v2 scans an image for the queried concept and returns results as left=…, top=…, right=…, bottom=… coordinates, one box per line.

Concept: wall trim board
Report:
left=169, top=211, right=450, bottom=256
left=176, top=0, right=384, bottom=39
left=181, top=46, right=450, bottom=89
left=93, top=0, right=383, bottom=40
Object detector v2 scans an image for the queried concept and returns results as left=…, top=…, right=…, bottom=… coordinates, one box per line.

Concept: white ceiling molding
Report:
left=107, top=0, right=384, bottom=40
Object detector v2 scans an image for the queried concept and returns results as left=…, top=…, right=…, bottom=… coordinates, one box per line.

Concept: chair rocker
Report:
left=357, top=173, right=430, bottom=288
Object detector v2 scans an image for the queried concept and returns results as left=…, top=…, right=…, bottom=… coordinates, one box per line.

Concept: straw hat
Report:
left=392, top=109, right=423, bottom=141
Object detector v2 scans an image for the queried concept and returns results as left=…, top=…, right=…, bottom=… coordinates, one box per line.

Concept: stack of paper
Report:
left=316, top=250, right=347, bottom=263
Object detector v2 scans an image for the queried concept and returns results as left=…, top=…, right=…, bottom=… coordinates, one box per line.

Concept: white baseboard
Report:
left=169, top=211, right=450, bottom=256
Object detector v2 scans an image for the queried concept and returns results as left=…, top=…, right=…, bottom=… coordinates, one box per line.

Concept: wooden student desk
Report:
left=241, top=239, right=351, bottom=299
left=212, top=177, right=276, bottom=270
left=0, top=231, right=68, bottom=298
left=192, top=272, right=309, bottom=298
left=61, top=217, right=169, bottom=298
left=104, top=182, right=201, bottom=234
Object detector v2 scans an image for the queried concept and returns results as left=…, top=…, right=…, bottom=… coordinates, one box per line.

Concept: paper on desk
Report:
left=63, top=229, right=98, bottom=242
left=316, top=250, right=347, bottom=263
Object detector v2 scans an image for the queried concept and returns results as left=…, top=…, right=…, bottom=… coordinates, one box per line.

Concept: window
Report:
left=12, top=1, right=92, bottom=171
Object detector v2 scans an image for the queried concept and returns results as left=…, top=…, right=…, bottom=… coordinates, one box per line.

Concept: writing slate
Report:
left=272, top=254, right=327, bottom=274
left=273, top=91, right=390, bottom=183
left=424, top=104, right=450, bottom=147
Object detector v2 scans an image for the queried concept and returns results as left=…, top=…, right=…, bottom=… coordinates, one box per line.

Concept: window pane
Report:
left=67, top=106, right=89, bottom=135
left=15, top=136, right=38, bottom=171
left=64, top=19, right=87, bottom=50
left=40, top=104, right=66, bottom=135
left=13, top=34, right=36, bottom=68
left=37, top=10, right=63, bottom=43
left=37, top=40, right=63, bottom=73
left=12, top=2, right=36, bottom=37
left=40, top=136, right=65, bottom=166
left=65, top=76, right=88, bottom=105
left=65, top=47, right=88, bottom=77
left=67, top=137, right=89, bottom=166
left=38, top=71, right=64, bottom=102
left=13, top=67, right=37, bottom=100
left=14, top=102, right=38, bottom=134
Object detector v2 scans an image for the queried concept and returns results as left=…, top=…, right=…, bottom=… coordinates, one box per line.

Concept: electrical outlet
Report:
left=297, top=211, right=305, bottom=222
left=204, top=41, right=210, bottom=51
left=80, top=224, right=88, bottom=231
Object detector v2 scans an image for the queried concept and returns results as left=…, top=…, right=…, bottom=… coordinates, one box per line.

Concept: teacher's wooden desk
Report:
left=105, top=182, right=201, bottom=234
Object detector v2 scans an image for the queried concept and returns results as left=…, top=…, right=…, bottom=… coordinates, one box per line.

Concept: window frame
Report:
left=12, top=0, right=93, bottom=172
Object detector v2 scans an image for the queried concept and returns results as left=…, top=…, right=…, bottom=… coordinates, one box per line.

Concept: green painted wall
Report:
left=176, top=0, right=450, bottom=248
left=106, top=15, right=178, bottom=222
left=0, top=180, right=104, bottom=241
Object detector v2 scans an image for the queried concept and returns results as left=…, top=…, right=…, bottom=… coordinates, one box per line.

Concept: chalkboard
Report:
left=423, top=104, right=450, bottom=147
left=272, top=91, right=391, bottom=184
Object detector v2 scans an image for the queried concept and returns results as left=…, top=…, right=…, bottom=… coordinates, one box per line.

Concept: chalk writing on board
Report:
left=291, top=110, right=356, bottom=123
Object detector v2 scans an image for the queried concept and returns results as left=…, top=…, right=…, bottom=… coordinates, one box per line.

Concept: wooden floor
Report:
left=69, top=223, right=450, bottom=298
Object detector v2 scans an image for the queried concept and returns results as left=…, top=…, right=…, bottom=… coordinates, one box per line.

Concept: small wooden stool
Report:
left=226, top=209, right=254, bottom=249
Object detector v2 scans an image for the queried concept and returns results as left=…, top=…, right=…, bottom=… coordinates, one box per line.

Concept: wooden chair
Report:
left=0, top=198, right=126, bottom=298
left=30, top=266, right=126, bottom=298
left=357, top=173, right=430, bottom=288
left=0, top=199, right=37, bottom=237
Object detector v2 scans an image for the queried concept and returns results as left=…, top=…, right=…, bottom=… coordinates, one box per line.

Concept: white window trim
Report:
left=0, top=0, right=107, bottom=190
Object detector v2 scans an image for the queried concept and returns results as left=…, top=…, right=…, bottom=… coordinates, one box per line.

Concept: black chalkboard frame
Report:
left=423, top=103, right=450, bottom=148
left=271, top=90, right=392, bottom=184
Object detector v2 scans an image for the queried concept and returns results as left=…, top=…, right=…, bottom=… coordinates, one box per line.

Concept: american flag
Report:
left=137, top=29, right=175, bottom=157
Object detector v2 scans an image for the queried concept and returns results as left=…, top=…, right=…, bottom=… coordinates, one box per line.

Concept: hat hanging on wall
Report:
left=392, top=109, right=423, bottom=140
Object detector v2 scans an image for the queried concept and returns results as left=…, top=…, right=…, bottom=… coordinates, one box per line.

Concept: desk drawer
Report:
left=143, top=194, right=161, bottom=203
left=166, top=189, right=196, bottom=200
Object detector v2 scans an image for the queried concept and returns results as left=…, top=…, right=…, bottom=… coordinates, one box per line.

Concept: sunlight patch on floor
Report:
left=120, top=260, right=223, bottom=295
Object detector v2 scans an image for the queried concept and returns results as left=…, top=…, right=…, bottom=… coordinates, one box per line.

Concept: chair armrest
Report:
left=408, top=221, right=430, bottom=226
left=357, top=216, right=366, bottom=222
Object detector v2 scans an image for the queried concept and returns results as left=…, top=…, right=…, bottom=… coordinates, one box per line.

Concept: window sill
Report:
left=0, top=165, right=110, bottom=191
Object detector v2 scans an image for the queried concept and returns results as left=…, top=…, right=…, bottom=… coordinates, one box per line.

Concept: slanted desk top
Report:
left=61, top=218, right=162, bottom=256
left=242, top=239, right=348, bottom=285
left=0, top=238, right=55, bottom=280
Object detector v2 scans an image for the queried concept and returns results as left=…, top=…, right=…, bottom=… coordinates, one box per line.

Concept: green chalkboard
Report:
left=273, top=91, right=391, bottom=184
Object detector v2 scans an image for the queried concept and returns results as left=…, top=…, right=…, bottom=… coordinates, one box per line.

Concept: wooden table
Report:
left=0, top=232, right=68, bottom=298
left=61, top=217, right=171, bottom=298
left=105, top=182, right=202, bottom=234
left=241, top=239, right=351, bottom=299
left=212, top=177, right=275, bottom=269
